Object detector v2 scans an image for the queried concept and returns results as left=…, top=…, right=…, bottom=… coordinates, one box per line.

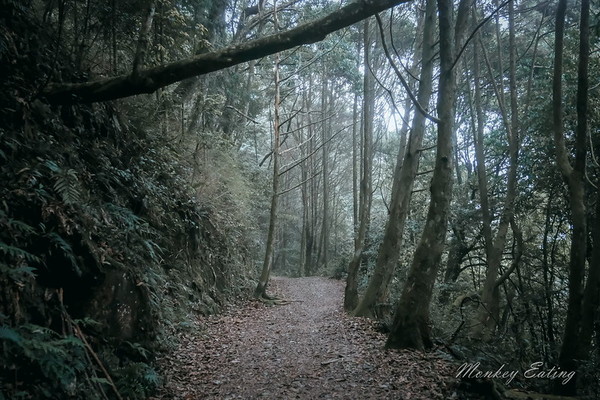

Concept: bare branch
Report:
left=374, top=13, right=440, bottom=124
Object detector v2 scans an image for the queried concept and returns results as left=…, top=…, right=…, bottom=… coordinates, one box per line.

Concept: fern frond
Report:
left=0, top=242, right=41, bottom=263
left=72, top=317, right=102, bottom=329
left=55, top=336, right=84, bottom=349
left=90, top=377, right=111, bottom=385
left=105, top=203, right=145, bottom=231
left=142, top=239, right=163, bottom=262
left=23, top=324, right=57, bottom=337
left=0, top=325, right=22, bottom=343
left=123, top=341, right=150, bottom=360
left=7, top=219, right=36, bottom=234
left=0, top=262, right=37, bottom=280
left=43, top=160, right=61, bottom=173
left=47, top=232, right=80, bottom=275
left=45, top=161, right=83, bottom=205
left=54, top=169, right=81, bottom=205
left=143, top=367, right=161, bottom=386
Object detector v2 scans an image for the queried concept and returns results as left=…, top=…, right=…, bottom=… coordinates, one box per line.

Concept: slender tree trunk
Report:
left=353, top=0, right=435, bottom=318
left=255, top=6, right=282, bottom=298
left=110, top=0, right=117, bottom=74
left=554, top=0, right=589, bottom=394
left=472, top=0, right=520, bottom=340
left=319, top=67, right=331, bottom=270
left=307, top=74, right=318, bottom=275
left=352, top=76, right=360, bottom=234
left=306, top=75, right=317, bottom=276
left=132, top=0, right=156, bottom=79
left=541, top=193, right=557, bottom=349
left=386, top=0, right=468, bottom=350
left=580, top=190, right=600, bottom=355
left=299, top=91, right=310, bottom=277
left=345, top=19, right=374, bottom=311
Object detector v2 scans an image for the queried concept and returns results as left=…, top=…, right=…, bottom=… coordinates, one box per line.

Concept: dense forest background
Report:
left=1, top=0, right=599, bottom=398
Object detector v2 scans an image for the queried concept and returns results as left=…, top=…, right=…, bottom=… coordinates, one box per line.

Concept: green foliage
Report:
left=113, top=362, right=162, bottom=398
left=0, top=2, right=264, bottom=399
left=0, top=242, right=41, bottom=264
left=45, top=161, right=83, bottom=206
left=47, top=232, right=80, bottom=275
left=0, top=323, right=87, bottom=399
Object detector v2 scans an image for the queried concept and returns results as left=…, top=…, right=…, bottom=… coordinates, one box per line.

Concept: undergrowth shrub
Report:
left=0, top=3, right=262, bottom=399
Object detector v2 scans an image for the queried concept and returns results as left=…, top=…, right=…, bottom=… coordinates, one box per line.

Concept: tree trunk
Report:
left=319, top=67, right=331, bottom=271
left=131, top=0, right=157, bottom=79
left=439, top=222, right=471, bottom=304
left=299, top=90, right=310, bottom=277
left=352, top=88, right=360, bottom=234
left=353, top=0, right=435, bottom=318
left=345, top=19, right=374, bottom=311
left=554, top=0, right=589, bottom=394
left=254, top=22, right=282, bottom=298
left=472, top=0, right=520, bottom=340
left=580, top=190, right=600, bottom=356
left=386, top=0, right=467, bottom=350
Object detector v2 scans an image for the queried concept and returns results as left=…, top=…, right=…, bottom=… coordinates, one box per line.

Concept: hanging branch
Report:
left=449, top=0, right=511, bottom=72
left=374, top=13, right=440, bottom=124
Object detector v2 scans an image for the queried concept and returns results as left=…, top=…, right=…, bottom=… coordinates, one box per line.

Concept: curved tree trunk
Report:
left=386, top=0, right=469, bottom=350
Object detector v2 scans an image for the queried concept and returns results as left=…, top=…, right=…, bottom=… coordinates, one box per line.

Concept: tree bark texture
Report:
left=319, top=68, right=331, bottom=270
left=131, top=0, right=157, bottom=78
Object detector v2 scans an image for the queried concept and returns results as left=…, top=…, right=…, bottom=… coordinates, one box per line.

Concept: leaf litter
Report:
left=152, top=276, right=459, bottom=399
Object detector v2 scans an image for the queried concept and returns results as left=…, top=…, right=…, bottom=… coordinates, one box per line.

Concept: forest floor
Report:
left=153, top=276, right=459, bottom=399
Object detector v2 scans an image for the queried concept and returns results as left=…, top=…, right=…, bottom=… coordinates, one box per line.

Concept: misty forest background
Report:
left=1, top=0, right=599, bottom=398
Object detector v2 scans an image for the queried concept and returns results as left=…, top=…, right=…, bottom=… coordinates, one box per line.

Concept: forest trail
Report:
left=154, top=277, right=458, bottom=399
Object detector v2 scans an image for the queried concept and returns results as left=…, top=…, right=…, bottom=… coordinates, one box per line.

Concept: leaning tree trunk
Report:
left=353, top=0, right=434, bottom=317
left=386, top=0, right=468, bottom=350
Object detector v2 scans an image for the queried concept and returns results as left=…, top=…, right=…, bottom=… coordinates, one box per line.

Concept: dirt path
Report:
left=154, top=277, right=458, bottom=399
